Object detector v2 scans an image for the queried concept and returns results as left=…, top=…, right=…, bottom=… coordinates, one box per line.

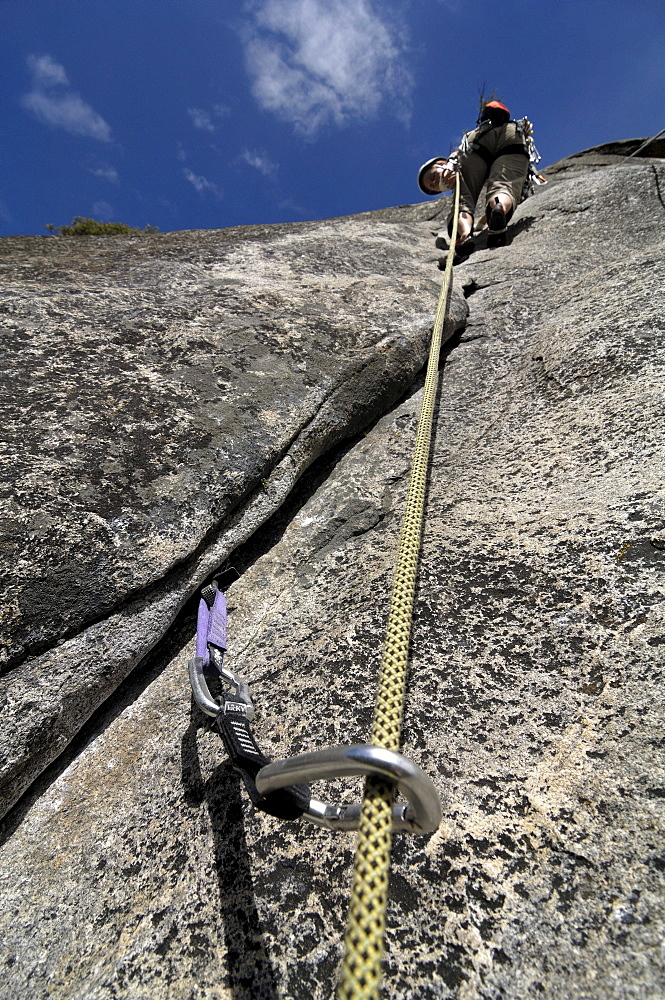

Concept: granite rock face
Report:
left=1, top=143, right=664, bottom=1000
left=0, top=218, right=466, bottom=816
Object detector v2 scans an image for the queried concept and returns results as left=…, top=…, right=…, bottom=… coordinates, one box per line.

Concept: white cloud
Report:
left=92, top=200, right=114, bottom=220
left=29, top=54, right=69, bottom=87
left=188, top=107, right=215, bottom=132
left=240, top=149, right=277, bottom=178
left=22, top=54, right=112, bottom=142
left=85, top=161, right=119, bottom=183
left=183, top=168, right=222, bottom=198
left=242, top=0, right=412, bottom=136
left=187, top=105, right=231, bottom=133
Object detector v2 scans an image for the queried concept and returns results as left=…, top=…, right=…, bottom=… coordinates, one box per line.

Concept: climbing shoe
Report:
left=487, top=198, right=507, bottom=234
left=453, top=235, right=475, bottom=262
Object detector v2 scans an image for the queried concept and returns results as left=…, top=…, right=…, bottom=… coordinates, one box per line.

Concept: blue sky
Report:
left=2, top=0, right=663, bottom=236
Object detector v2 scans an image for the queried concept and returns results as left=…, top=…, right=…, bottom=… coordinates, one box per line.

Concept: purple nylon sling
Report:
left=191, top=580, right=310, bottom=821
left=196, top=587, right=227, bottom=667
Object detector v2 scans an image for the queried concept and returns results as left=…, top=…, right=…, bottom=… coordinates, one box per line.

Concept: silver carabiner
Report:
left=256, top=744, right=442, bottom=834
left=188, top=653, right=254, bottom=719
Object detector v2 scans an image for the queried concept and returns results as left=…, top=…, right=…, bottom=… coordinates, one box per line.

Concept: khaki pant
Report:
left=452, top=123, right=529, bottom=226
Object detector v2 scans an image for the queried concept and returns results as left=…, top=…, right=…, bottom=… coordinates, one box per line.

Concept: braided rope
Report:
left=337, top=174, right=461, bottom=1000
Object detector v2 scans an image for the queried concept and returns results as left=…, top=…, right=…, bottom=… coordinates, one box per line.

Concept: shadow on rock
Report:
left=436, top=214, right=538, bottom=267
left=180, top=704, right=208, bottom=808
left=651, top=165, right=665, bottom=213
left=506, top=214, right=537, bottom=240
left=181, top=708, right=280, bottom=1000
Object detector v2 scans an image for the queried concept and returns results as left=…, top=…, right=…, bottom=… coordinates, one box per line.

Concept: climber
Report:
left=418, top=101, right=541, bottom=260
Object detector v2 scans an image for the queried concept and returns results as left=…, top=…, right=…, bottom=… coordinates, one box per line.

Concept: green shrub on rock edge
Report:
left=46, top=217, right=159, bottom=236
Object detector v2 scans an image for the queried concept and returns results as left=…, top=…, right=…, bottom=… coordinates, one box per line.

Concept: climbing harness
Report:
left=450, top=116, right=546, bottom=203
left=189, top=174, right=462, bottom=999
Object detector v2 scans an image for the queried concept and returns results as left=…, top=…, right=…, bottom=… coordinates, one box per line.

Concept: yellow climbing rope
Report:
left=338, top=173, right=461, bottom=1000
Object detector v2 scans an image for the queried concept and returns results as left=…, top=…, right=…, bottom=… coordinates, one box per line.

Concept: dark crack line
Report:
left=0, top=318, right=470, bottom=829
left=651, top=165, right=665, bottom=213
left=2, top=337, right=433, bottom=679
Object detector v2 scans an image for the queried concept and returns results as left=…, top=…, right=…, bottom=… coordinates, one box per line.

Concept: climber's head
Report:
left=418, top=156, right=447, bottom=195
left=478, top=101, right=511, bottom=126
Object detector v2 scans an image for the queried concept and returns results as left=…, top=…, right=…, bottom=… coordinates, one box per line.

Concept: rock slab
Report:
left=0, top=217, right=466, bottom=817
left=1, top=144, right=664, bottom=999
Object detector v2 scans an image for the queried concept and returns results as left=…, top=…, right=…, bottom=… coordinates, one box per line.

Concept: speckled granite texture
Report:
left=0, top=217, right=466, bottom=816
left=1, top=143, right=664, bottom=999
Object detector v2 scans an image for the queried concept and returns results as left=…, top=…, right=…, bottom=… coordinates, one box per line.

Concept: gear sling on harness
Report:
left=189, top=173, right=463, bottom=1000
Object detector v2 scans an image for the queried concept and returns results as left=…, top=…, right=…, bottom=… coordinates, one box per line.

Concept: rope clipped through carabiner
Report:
left=190, top=589, right=442, bottom=832
left=337, top=173, right=461, bottom=1000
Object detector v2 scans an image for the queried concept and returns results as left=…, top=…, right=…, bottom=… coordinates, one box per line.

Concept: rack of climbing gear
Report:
left=189, top=172, right=462, bottom=1000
